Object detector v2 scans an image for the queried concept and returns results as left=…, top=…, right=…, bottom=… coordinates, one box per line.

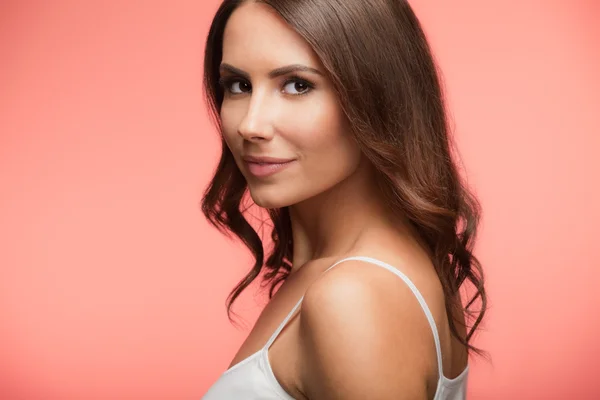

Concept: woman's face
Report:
left=219, top=1, right=362, bottom=209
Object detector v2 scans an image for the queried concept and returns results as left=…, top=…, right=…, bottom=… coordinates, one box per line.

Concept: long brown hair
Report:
left=201, top=0, right=487, bottom=357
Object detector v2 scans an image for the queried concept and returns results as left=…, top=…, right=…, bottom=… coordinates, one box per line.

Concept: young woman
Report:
left=201, top=0, right=487, bottom=399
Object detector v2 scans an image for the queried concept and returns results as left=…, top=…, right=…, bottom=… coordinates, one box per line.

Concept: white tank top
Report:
left=202, top=256, right=469, bottom=399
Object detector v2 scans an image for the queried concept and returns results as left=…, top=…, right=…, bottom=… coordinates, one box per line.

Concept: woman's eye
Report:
left=228, top=80, right=251, bottom=94
left=282, top=79, right=312, bottom=95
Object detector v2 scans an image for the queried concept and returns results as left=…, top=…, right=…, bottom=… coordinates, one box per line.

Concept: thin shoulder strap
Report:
left=328, top=256, right=444, bottom=380
left=264, top=256, right=444, bottom=381
left=263, top=257, right=359, bottom=350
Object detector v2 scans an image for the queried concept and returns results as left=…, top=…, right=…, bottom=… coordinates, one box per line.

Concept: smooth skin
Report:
left=218, top=2, right=468, bottom=399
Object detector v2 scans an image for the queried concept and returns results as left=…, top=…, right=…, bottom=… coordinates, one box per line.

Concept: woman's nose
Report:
left=236, top=92, right=275, bottom=142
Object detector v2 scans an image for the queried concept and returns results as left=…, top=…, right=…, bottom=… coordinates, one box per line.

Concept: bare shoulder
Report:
left=297, top=257, right=444, bottom=400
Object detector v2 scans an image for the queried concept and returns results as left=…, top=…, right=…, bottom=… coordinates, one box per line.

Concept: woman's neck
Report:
left=288, top=160, right=402, bottom=271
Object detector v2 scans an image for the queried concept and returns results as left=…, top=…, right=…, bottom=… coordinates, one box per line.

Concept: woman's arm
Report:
left=297, top=260, right=438, bottom=400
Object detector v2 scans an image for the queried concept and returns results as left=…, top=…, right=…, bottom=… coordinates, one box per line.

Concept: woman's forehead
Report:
left=222, top=2, right=321, bottom=70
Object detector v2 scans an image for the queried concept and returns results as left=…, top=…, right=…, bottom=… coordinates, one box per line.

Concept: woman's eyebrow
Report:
left=219, top=63, right=323, bottom=79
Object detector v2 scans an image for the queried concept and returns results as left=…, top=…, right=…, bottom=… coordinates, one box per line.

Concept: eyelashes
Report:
left=217, top=77, right=250, bottom=94
left=217, top=75, right=315, bottom=97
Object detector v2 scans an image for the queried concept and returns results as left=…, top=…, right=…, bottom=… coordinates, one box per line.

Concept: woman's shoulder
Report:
left=296, top=251, right=445, bottom=398
left=302, top=249, right=446, bottom=327
left=305, top=246, right=446, bottom=319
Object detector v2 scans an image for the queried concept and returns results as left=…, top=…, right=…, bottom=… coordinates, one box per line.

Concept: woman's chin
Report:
left=248, top=189, right=290, bottom=209
left=249, top=187, right=294, bottom=208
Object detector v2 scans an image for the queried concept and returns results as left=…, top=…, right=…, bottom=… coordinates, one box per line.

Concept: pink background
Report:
left=1, top=1, right=598, bottom=398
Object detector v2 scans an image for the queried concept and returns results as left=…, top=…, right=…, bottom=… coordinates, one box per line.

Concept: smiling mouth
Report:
left=245, top=160, right=296, bottom=178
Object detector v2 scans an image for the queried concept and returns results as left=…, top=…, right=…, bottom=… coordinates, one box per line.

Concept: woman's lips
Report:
left=245, top=160, right=296, bottom=178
